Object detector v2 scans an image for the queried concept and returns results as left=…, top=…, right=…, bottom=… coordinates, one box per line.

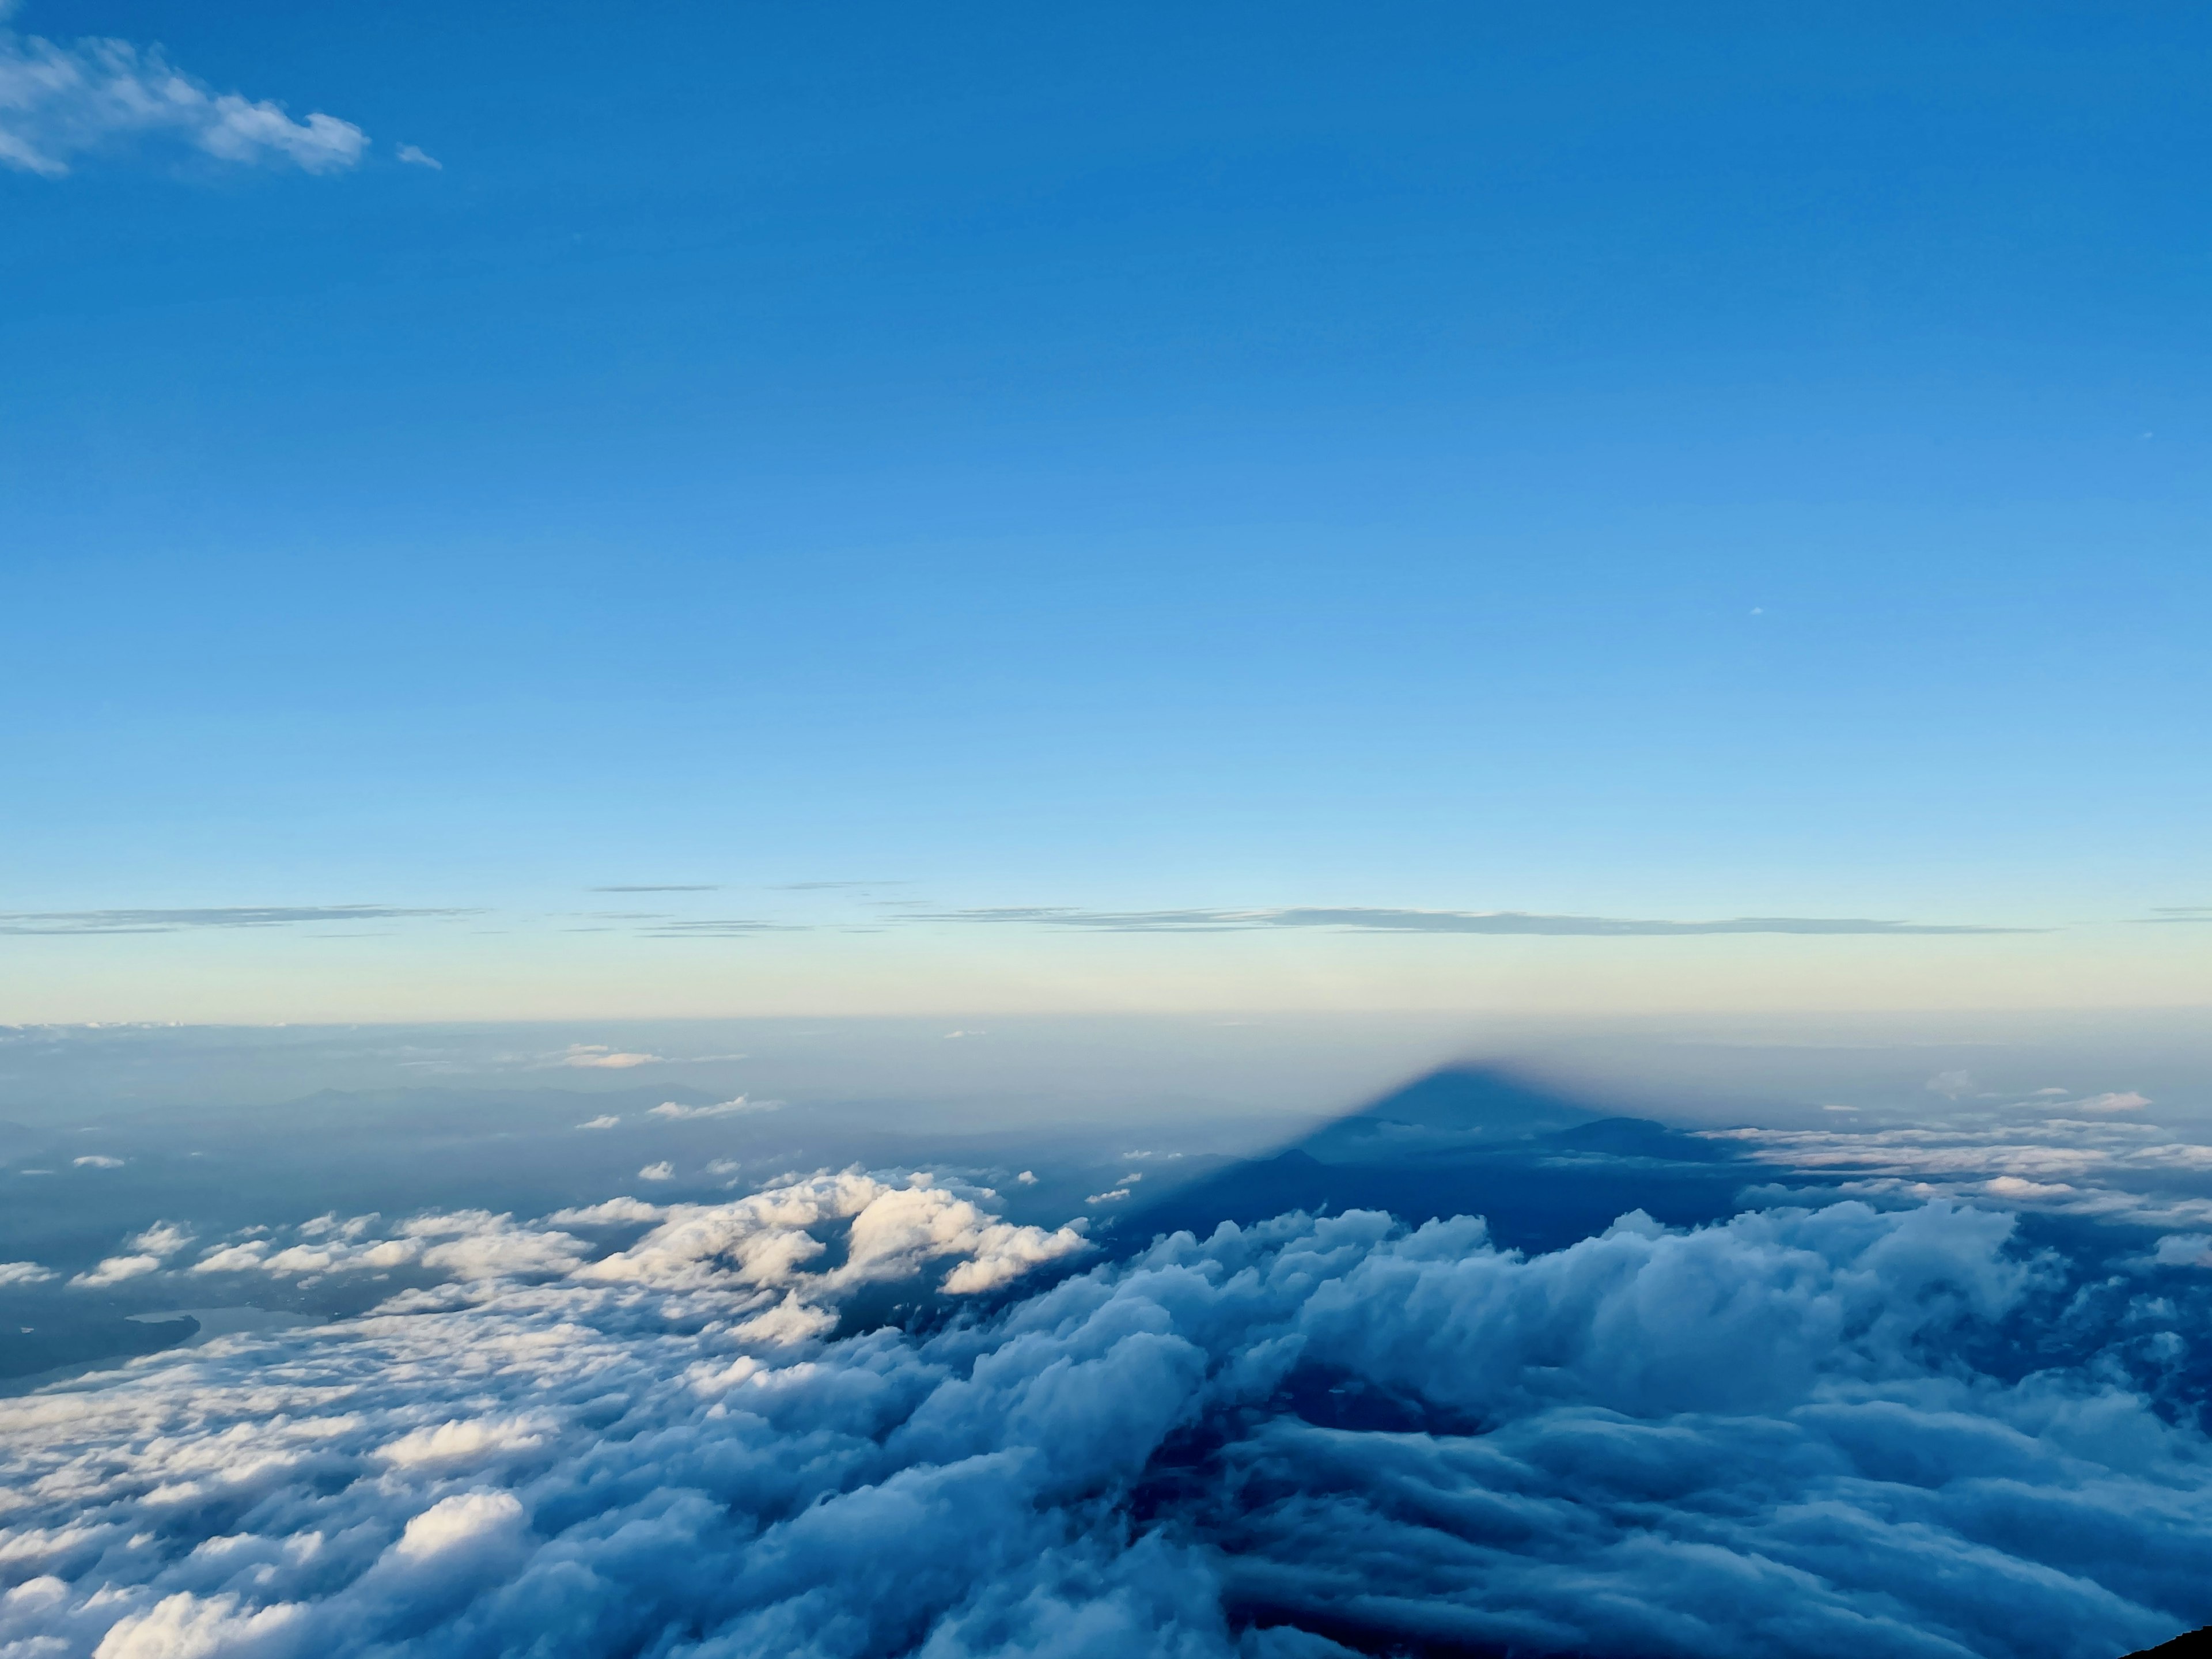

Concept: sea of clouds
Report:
left=3, top=1163, right=2211, bottom=1658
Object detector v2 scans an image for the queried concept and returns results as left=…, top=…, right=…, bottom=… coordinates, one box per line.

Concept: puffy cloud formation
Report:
left=0, top=10, right=366, bottom=177
left=69, top=1222, right=196, bottom=1289
left=2, top=1189, right=2210, bottom=1658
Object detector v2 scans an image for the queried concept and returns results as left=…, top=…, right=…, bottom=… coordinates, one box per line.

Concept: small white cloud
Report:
left=1986, top=1176, right=2078, bottom=1200
left=395, top=142, right=441, bottom=170
left=648, top=1097, right=775, bottom=1121
left=1085, top=1187, right=1132, bottom=1205
left=69, top=1253, right=161, bottom=1288
left=0, top=1261, right=55, bottom=1285
left=575, top=1115, right=622, bottom=1131
left=1015, top=1171, right=1037, bottom=1185
left=563, top=1047, right=662, bottom=1069
left=72, top=1154, right=123, bottom=1168
left=638, top=1162, right=675, bottom=1183
left=2075, top=1092, right=2151, bottom=1114
left=132, top=1222, right=194, bottom=1257
left=545, top=1198, right=664, bottom=1226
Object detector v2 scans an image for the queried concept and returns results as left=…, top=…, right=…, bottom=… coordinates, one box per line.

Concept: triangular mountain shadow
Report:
left=1113, top=1065, right=1763, bottom=1257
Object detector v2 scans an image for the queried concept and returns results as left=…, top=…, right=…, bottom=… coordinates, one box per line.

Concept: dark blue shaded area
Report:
left=1116, top=1067, right=1775, bottom=1256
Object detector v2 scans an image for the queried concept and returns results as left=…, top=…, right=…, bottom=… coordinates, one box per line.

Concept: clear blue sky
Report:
left=4, top=0, right=2209, bottom=1020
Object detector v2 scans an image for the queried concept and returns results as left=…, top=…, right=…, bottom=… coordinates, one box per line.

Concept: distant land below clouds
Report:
left=924, top=906, right=2036, bottom=937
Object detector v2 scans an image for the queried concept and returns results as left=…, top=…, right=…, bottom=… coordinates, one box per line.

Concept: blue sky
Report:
left=4, top=0, right=2210, bottom=1020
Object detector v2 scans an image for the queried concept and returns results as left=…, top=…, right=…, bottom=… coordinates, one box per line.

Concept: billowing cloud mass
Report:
left=0, top=9, right=366, bottom=177
left=3, top=1174, right=2211, bottom=1658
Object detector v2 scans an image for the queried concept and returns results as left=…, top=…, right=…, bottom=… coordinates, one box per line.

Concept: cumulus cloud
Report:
left=70, top=1154, right=122, bottom=1169
left=67, top=1253, right=160, bottom=1288
left=69, top=1221, right=195, bottom=1287
left=574, top=1114, right=622, bottom=1130
left=189, top=1209, right=583, bottom=1286
left=638, top=1161, right=675, bottom=1181
left=0, top=1260, right=55, bottom=1285
left=393, top=142, right=440, bottom=170
left=2, top=1194, right=2209, bottom=1658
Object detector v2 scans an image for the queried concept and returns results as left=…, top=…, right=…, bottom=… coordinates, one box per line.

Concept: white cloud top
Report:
left=1, top=1190, right=2208, bottom=1656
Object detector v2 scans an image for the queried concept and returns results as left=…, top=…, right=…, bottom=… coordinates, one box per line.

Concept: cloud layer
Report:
left=927, top=906, right=2027, bottom=937
left=3, top=1179, right=2209, bottom=1658
left=0, top=907, right=472, bottom=935
left=1718, top=1102, right=2212, bottom=1230
left=0, top=13, right=365, bottom=177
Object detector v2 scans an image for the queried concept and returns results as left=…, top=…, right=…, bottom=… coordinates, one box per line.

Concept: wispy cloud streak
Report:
left=0, top=10, right=367, bottom=176
left=925, top=905, right=2030, bottom=937
left=0, top=906, right=477, bottom=935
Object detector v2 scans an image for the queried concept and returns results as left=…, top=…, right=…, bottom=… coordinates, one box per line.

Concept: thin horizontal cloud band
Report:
left=0, top=904, right=2038, bottom=940
left=0, top=906, right=479, bottom=935
left=923, top=906, right=2037, bottom=937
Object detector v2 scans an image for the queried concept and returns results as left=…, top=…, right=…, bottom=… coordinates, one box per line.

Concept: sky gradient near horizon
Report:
left=5, top=0, right=2210, bottom=1021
